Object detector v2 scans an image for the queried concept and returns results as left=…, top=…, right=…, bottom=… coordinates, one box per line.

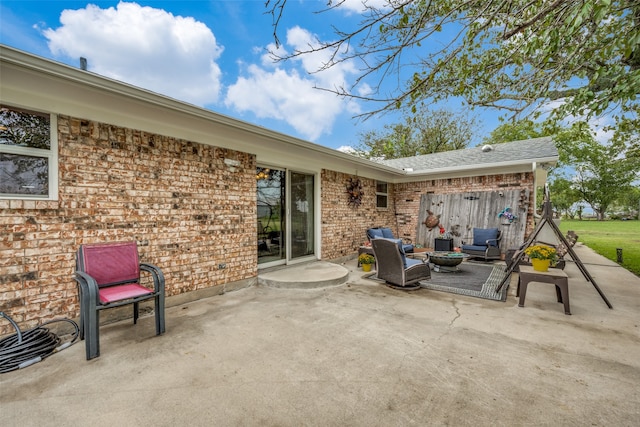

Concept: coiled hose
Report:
left=0, top=311, right=79, bottom=373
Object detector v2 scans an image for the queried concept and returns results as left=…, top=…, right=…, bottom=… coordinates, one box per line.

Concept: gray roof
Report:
left=379, top=137, right=558, bottom=173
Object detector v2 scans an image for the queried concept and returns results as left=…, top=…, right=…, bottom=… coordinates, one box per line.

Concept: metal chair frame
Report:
left=74, top=241, right=165, bottom=360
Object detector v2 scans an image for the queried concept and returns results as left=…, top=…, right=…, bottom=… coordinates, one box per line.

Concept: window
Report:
left=0, top=105, right=57, bottom=200
left=376, top=181, right=388, bottom=209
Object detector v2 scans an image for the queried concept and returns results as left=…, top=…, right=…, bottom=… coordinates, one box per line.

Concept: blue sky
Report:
left=0, top=0, right=502, bottom=151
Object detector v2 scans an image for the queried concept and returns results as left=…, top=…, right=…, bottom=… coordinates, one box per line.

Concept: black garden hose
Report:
left=0, top=311, right=79, bottom=373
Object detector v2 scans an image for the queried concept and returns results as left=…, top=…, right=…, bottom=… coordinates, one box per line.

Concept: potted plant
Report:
left=524, top=244, right=558, bottom=271
left=358, top=253, right=375, bottom=272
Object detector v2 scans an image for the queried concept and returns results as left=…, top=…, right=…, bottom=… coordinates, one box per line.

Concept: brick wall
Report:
left=0, top=116, right=256, bottom=335
left=320, top=171, right=535, bottom=262
left=320, top=170, right=396, bottom=260
left=1, top=115, right=539, bottom=335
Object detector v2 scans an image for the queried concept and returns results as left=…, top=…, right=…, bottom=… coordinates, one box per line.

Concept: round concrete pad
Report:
left=258, top=261, right=349, bottom=289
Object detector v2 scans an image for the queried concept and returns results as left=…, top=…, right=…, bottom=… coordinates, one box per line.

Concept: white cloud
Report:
left=225, top=64, right=344, bottom=141
left=43, top=2, right=223, bottom=106
left=225, top=26, right=361, bottom=141
left=587, top=115, right=615, bottom=144
left=339, top=0, right=392, bottom=13
left=337, top=145, right=357, bottom=154
left=539, top=99, right=615, bottom=144
left=40, top=3, right=365, bottom=142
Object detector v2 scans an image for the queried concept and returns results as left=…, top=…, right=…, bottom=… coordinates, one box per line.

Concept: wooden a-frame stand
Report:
left=496, top=188, right=612, bottom=309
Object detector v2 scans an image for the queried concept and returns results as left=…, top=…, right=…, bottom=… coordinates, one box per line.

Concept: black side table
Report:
left=434, top=238, right=453, bottom=252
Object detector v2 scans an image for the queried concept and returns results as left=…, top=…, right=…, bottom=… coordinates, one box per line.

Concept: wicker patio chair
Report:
left=371, top=238, right=430, bottom=289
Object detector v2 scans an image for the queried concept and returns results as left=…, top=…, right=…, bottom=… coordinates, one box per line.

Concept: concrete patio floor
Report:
left=1, top=243, right=639, bottom=426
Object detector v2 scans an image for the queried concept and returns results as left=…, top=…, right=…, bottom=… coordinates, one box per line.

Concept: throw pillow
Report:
left=473, top=228, right=499, bottom=247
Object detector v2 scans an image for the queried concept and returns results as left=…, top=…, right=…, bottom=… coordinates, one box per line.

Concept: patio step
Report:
left=258, top=261, right=349, bottom=289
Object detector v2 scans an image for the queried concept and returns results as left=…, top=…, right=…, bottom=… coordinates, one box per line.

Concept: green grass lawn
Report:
left=559, top=219, right=640, bottom=277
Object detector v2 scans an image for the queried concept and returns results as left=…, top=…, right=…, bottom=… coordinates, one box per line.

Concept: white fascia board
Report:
left=393, top=157, right=558, bottom=183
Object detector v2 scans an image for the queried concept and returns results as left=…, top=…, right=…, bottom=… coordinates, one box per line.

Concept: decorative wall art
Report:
left=498, top=207, right=518, bottom=223
left=345, top=177, right=364, bottom=207
left=423, top=210, right=441, bottom=230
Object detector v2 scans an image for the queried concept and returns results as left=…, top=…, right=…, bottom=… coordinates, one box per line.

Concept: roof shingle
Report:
left=378, top=137, right=558, bottom=172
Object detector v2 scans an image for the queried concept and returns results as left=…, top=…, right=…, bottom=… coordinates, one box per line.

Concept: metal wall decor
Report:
left=346, top=177, right=364, bottom=207
left=498, top=206, right=518, bottom=223
left=423, top=209, right=441, bottom=230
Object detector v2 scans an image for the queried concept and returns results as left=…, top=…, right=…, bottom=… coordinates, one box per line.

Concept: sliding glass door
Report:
left=257, top=167, right=286, bottom=265
left=257, top=167, right=315, bottom=266
left=290, top=171, right=314, bottom=259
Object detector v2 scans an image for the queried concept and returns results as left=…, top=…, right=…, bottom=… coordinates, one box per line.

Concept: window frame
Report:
left=0, top=106, right=58, bottom=201
left=375, top=180, right=388, bottom=209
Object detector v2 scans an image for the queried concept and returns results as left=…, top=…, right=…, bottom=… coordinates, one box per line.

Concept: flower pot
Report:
left=531, top=258, right=550, bottom=272
left=362, top=264, right=372, bottom=272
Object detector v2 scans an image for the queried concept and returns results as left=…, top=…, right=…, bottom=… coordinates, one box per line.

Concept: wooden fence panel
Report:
left=415, top=189, right=529, bottom=255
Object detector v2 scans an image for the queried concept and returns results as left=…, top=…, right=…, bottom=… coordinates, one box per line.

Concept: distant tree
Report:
left=483, top=119, right=550, bottom=145
left=487, top=118, right=638, bottom=219
left=547, top=177, right=581, bottom=219
left=561, top=122, right=639, bottom=220
left=612, top=186, right=640, bottom=219
left=352, top=108, right=476, bottom=159
left=613, top=106, right=640, bottom=161
left=485, top=118, right=570, bottom=178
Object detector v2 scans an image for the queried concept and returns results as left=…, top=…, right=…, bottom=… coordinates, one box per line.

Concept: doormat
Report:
left=419, top=263, right=509, bottom=301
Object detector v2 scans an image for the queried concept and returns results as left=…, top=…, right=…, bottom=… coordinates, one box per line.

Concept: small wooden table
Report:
left=517, top=265, right=571, bottom=315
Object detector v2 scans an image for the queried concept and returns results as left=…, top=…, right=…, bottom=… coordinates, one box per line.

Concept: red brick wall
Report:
left=0, top=115, right=538, bottom=335
left=320, top=170, right=396, bottom=260
left=320, top=171, right=535, bottom=261
left=0, top=116, right=256, bottom=335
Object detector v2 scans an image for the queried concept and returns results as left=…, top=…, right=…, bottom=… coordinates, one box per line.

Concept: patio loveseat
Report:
left=367, top=227, right=414, bottom=253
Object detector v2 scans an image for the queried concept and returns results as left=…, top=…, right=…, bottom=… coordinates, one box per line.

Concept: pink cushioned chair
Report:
left=74, top=241, right=165, bottom=360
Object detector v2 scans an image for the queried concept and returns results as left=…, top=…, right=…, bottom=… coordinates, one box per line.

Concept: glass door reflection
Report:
left=257, top=167, right=286, bottom=265
left=290, top=172, right=314, bottom=259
